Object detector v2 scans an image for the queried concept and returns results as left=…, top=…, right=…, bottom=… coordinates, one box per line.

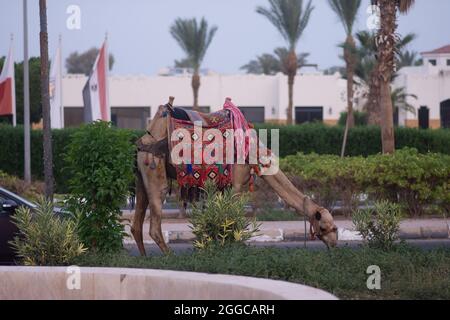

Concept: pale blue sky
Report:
left=1, top=0, right=449, bottom=75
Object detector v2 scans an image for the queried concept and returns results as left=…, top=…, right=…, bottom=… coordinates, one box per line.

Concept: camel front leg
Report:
left=232, top=164, right=251, bottom=194
left=131, top=172, right=149, bottom=256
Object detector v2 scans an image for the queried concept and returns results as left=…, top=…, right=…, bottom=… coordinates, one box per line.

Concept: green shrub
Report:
left=9, top=197, right=86, bottom=266
left=280, top=153, right=366, bottom=213
left=338, top=111, right=368, bottom=126
left=64, top=121, right=135, bottom=253
left=1, top=124, right=449, bottom=193
left=190, top=182, right=260, bottom=249
left=255, top=123, right=450, bottom=157
left=0, top=171, right=44, bottom=202
left=353, top=201, right=402, bottom=251
left=363, top=148, right=450, bottom=216
left=281, top=148, right=450, bottom=216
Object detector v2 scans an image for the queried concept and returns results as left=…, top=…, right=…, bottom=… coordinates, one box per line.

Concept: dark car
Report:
left=0, top=187, right=38, bottom=264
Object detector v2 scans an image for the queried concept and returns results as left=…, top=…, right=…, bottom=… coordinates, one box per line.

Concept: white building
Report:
left=60, top=71, right=348, bottom=129
left=58, top=44, right=450, bottom=130
left=394, top=44, right=450, bottom=129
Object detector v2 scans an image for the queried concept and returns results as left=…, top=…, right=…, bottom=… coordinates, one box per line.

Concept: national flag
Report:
left=0, top=37, right=16, bottom=126
left=83, top=41, right=110, bottom=122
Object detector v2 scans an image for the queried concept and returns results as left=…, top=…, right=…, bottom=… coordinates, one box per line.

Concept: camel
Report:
left=131, top=97, right=338, bottom=255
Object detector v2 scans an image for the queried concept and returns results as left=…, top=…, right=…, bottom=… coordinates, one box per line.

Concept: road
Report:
left=124, top=239, right=450, bottom=256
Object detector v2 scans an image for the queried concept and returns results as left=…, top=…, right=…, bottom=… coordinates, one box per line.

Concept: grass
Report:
left=76, top=244, right=450, bottom=300
left=256, top=209, right=301, bottom=221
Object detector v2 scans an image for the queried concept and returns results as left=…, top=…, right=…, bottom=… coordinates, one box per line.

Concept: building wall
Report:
left=61, top=72, right=348, bottom=127
left=394, top=63, right=450, bottom=129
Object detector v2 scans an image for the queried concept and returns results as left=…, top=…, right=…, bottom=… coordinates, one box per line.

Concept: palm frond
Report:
left=170, top=17, right=218, bottom=71
left=256, top=0, right=314, bottom=50
left=327, top=0, right=362, bottom=35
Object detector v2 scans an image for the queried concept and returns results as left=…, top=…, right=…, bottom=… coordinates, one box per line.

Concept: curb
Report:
left=124, top=224, right=450, bottom=244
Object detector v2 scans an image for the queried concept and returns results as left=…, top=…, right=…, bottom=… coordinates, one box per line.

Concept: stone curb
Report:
left=124, top=224, right=450, bottom=244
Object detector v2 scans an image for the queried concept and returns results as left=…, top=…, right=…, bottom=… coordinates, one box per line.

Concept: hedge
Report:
left=0, top=125, right=142, bottom=193
left=255, top=123, right=450, bottom=157
left=0, top=124, right=449, bottom=193
left=280, top=148, right=450, bottom=216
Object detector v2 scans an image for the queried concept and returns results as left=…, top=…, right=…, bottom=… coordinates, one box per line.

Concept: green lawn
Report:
left=76, top=245, right=450, bottom=300
left=255, top=209, right=301, bottom=221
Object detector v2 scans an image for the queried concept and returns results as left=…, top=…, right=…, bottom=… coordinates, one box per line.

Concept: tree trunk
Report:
left=344, top=35, right=356, bottom=129
left=377, top=0, right=397, bottom=154
left=286, top=50, right=298, bottom=125
left=192, top=71, right=200, bottom=111
left=341, top=35, right=356, bottom=158
left=39, top=0, right=54, bottom=199
left=380, top=79, right=395, bottom=154
left=367, top=69, right=381, bottom=125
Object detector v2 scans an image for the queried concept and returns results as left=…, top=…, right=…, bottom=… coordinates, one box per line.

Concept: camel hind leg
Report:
left=137, top=152, right=171, bottom=254
left=131, top=172, right=148, bottom=256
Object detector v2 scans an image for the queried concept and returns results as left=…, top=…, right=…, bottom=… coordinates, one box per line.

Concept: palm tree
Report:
left=391, top=87, right=417, bottom=117
left=170, top=18, right=217, bottom=111
left=257, top=0, right=314, bottom=125
left=328, top=0, right=361, bottom=129
left=241, top=48, right=311, bottom=75
left=371, top=0, right=415, bottom=154
left=241, top=53, right=281, bottom=75
left=327, top=0, right=362, bottom=157
left=39, top=0, right=54, bottom=199
left=398, top=50, right=422, bottom=68
left=353, top=30, right=416, bottom=125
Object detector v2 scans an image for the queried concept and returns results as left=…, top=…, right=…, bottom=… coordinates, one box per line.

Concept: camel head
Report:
left=304, top=197, right=338, bottom=248
left=143, top=96, right=174, bottom=143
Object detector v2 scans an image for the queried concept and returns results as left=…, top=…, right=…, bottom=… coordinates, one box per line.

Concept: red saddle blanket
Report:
left=168, top=111, right=234, bottom=201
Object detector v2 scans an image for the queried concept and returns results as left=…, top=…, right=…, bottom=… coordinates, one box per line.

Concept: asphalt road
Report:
left=124, top=239, right=450, bottom=256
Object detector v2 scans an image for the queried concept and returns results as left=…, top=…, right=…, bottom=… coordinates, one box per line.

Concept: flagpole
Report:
left=59, top=34, right=64, bottom=128
left=10, top=34, right=17, bottom=128
left=23, top=0, right=31, bottom=183
left=104, top=32, right=110, bottom=121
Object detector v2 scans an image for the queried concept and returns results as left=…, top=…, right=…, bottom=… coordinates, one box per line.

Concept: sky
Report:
left=1, top=0, right=450, bottom=75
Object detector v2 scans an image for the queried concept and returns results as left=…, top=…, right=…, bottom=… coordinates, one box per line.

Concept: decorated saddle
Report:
left=168, top=106, right=234, bottom=201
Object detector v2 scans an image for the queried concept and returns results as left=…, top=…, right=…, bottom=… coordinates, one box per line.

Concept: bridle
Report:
left=309, top=216, right=338, bottom=241
left=138, top=98, right=175, bottom=169
left=145, top=100, right=174, bottom=142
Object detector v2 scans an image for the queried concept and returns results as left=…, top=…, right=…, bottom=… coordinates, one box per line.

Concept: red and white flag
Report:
left=83, top=40, right=110, bottom=122
left=0, top=37, right=16, bottom=126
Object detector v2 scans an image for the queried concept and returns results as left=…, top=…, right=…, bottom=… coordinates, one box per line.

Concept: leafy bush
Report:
left=0, top=171, right=44, bottom=202
left=190, top=182, right=260, bottom=249
left=9, top=198, right=86, bottom=265
left=64, top=121, right=135, bottom=252
left=281, top=148, right=450, bottom=216
left=281, top=153, right=366, bottom=213
left=338, top=111, right=368, bottom=126
left=353, top=201, right=402, bottom=251
left=1, top=124, right=449, bottom=193
left=363, top=148, right=450, bottom=216
left=255, top=123, right=450, bottom=157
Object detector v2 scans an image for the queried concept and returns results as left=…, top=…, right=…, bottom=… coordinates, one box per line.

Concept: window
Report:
left=295, top=107, right=323, bottom=125
left=238, top=107, right=265, bottom=123
left=429, top=59, right=437, bottom=66
left=64, top=107, right=84, bottom=128
left=418, top=106, right=429, bottom=129
left=111, top=107, right=151, bottom=130
left=447, top=59, right=450, bottom=66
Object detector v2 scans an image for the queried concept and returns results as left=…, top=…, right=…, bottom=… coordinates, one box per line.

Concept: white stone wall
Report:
left=60, top=72, right=348, bottom=128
